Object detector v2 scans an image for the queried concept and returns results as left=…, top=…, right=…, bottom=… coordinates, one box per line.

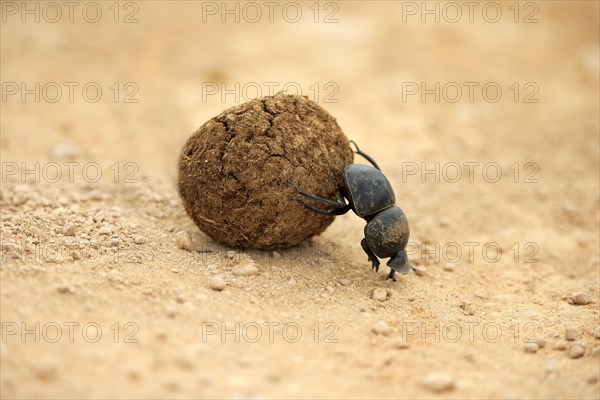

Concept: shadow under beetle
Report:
left=297, top=141, right=411, bottom=281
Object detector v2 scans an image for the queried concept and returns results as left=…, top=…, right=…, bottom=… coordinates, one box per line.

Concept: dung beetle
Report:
left=297, top=141, right=411, bottom=281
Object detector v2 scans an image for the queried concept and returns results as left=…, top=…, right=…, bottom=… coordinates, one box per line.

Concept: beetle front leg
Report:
left=361, top=238, right=380, bottom=272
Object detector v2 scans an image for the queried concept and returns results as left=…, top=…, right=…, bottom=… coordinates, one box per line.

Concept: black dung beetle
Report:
left=297, top=141, right=411, bottom=281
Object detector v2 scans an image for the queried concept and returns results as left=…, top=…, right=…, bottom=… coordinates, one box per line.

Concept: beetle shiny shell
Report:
left=297, top=142, right=411, bottom=281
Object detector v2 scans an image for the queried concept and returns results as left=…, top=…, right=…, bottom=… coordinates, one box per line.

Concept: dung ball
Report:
left=178, top=93, right=354, bottom=249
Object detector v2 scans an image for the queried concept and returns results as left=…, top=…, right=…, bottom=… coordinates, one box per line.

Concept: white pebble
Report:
left=209, top=276, right=226, bottom=291
left=287, top=278, right=297, bottom=286
left=524, top=342, right=539, bottom=353
left=339, top=278, right=351, bottom=286
left=568, top=342, right=586, bottom=359
left=372, top=321, right=390, bottom=335
left=534, top=336, right=547, bottom=348
left=372, top=288, right=388, bottom=302
left=232, top=260, right=258, bottom=276
left=98, top=226, right=111, bottom=235
left=133, top=236, right=146, bottom=244
left=175, top=230, right=193, bottom=251
left=570, top=292, right=591, bottom=305
left=565, top=326, right=578, bottom=341
left=165, top=306, right=178, bottom=318
left=418, top=372, right=455, bottom=392
left=52, top=142, right=79, bottom=159
left=62, top=223, right=76, bottom=236
left=443, top=262, right=455, bottom=272
left=227, top=251, right=236, bottom=259
left=414, top=265, right=427, bottom=276
left=553, top=340, right=568, bottom=351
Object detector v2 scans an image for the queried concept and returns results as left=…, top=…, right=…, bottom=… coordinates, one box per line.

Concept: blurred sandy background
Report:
left=1, top=1, right=599, bottom=399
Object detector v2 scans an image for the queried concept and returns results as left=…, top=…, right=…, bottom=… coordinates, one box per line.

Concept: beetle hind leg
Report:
left=387, top=250, right=411, bottom=275
left=361, top=238, right=380, bottom=273
left=386, top=269, right=397, bottom=282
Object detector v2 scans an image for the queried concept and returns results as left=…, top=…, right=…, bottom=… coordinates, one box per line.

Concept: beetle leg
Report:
left=297, top=200, right=351, bottom=216
left=386, top=269, right=397, bottom=282
left=296, top=190, right=351, bottom=215
left=361, top=238, right=380, bottom=272
left=297, top=190, right=346, bottom=208
left=387, top=250, right=411, bottom=274
left=349, top=140, right=381, bottom=171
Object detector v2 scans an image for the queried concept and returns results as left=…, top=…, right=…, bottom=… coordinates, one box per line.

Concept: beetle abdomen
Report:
left=364, top=206, right=410, bottom=258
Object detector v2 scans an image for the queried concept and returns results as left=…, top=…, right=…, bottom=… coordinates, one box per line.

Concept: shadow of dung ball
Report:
left=178, top=93, right=354, bottom=249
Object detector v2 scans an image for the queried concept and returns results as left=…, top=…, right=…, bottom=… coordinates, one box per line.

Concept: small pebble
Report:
left=62, top=223, right=76, bottom=236
left=165, top=306, right=178, bottom=318
left=443, top=262, right=455, bottom=272
left=418, top=372, right=455, bottom=392
left=287, top=278, right=297, bottom=286
left=227, top=251, right=236, bottom=259
left=553, top=339, right=568, bottom=351
left=29, top=226, right=42, bottom=237
left=98, top=226, right=111, bottom=235
left=93, top=211, right=106, bottom=223
left=414, top=265, right=427, bottom=276
left=339, top=278, right=351, bottom=286
left=570, top=292, right=592, bottom=305
left=57, top=284, right=74, bottom=294
left=565, top=326, right=578, bottom=341
left=133, top=236, right=146, bottom=244
left=232, top=260, right=258, bottom=276
left=210, top=276, right=226, bottom=291
left=175, top=230, right=193, bottom=251
left=543, top=360, right=559, bottom=375
left=459, top=301, right=475, bottom=315
left=438, top=217, right=450, bottom=227
left=594, top=325, right=600, bottom=339
left=34, top=362, right=58, bottom=381
left=392, top=339, right=409, bottom=349
left=372, top=321, right=390, bottom=335
left=52, top=142, right=79, bottom=159
left=474, top=289, right=486, bottom=299
left=372, top=288, right=388, bottom=302
left=524, top=342, right=539, bottom=353
left=534, top=336, right=547, bottom=348
left=568, top=342, right=586, bottom=359
left=86, top=189, right=104, bottom=201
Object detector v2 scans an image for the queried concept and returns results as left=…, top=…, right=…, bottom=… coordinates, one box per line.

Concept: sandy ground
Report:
left=1, top=1, right=599, bottom=399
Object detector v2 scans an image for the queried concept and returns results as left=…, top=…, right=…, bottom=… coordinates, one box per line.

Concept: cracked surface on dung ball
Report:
left=178, top=93, right=354, bottom=249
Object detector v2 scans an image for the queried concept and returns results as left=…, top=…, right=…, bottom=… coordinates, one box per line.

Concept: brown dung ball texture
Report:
left=178, top=93, right=354, bottom=249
